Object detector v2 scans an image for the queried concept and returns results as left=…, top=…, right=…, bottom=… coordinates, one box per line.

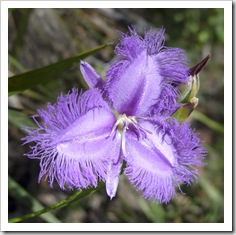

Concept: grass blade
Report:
left=8, top=176, right=61, bottom=223
left=8, top=109, right=36, bottom=130
left=8, top=44, right=111, bottom=95
left=8, top=181, right=104, bottom=223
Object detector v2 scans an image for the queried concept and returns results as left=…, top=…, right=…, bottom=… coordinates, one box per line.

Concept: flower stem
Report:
left=8, top=182, right=104, bottom=223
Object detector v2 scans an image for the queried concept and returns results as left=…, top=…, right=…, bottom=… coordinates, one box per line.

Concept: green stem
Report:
left=8, top=182, right=104, bottom=223
left=191, top=111, right=224, bottom=134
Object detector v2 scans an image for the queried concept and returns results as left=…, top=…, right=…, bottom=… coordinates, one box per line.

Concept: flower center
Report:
left=109, top=113, right=151, bottom=140
left=109, top=114, right=137, bottom=136
left=108, top=113, right=152, bottom=161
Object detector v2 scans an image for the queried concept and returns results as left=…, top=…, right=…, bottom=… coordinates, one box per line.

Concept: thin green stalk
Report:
left=8, top=176, right=61, bottom=223
left=9, top=182, right=104, bottom=223
left=192, top=110, right=224, bottom=134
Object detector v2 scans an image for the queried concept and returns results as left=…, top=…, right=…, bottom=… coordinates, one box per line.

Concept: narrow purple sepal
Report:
left=106, top=157, right=123, bottom=200
left=80, top=60, right=104, bottom=88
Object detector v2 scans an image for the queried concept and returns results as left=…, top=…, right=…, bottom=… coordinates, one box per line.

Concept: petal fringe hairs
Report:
left=22, top=27, right=206, bottom=203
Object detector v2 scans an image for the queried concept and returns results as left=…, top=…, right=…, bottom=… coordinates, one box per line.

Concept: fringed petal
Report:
left=22, top=89, right=119, bottom=190
left=123, top=118, right=206, bottom=203
left=105, top=27, right=189, bottom=117
left=149, top=47, right=190, bottom=116
left=167, top=119, right=206, bottom=185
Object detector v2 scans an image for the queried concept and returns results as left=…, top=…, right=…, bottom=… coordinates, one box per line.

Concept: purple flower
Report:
left=22, top=28, right=206, bottom=203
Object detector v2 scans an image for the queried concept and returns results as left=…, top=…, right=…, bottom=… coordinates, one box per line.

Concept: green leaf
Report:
left=22, top=89, right=50, bottom=102
left=9, top=54, right=27, bottom=73
left=8, top=44, right=111, bottom=96
left=8, top=176, right=61, bottom=223
left=8, top=181, right=105, bottom=223
left=8, top=109, right=36, bottom=130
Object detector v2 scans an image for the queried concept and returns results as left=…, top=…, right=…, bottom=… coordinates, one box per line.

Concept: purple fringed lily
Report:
left=22, top=28, right=206, bottom=203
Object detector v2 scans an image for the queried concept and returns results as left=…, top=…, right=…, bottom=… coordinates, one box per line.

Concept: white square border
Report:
left=1, top=1, right=232, bottom=232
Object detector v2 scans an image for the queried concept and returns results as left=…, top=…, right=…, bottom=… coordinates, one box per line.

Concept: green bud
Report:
left=178, top=55, right=210, bottom=103
left=172, top=97, right=199, bottom=123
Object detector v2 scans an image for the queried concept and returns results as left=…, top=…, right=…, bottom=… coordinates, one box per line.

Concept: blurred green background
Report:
left=8, top=8, right=224, bottom=223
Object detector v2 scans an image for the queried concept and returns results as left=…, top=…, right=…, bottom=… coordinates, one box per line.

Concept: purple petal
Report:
left=80, top=61, right=104, bottom=88
left=105, top=148, right=123, bottom=200
left=167, top=119, right=206, bottom=184
left=123, top=118, right=205, bottom=203
left=105, top=27, right=189, bottom=116
left=123, top=121, right=177, bottom=203
left=22, top=88, right=119, bottom=190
